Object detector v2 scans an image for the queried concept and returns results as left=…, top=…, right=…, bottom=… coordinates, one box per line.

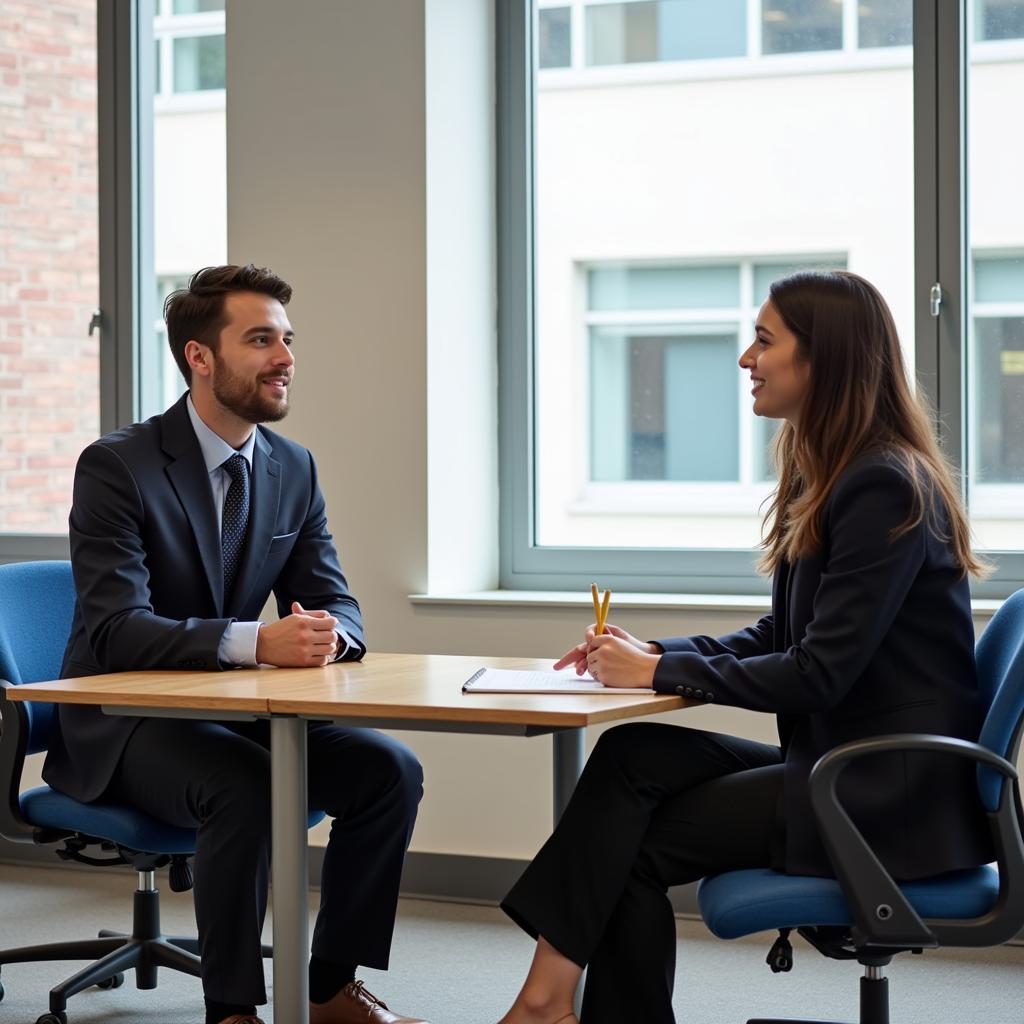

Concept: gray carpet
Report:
left=1, top=864, right=1023, bottom=1023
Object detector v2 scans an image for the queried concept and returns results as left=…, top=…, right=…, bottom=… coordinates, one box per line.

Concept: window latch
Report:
left=88, top=308, right=102, bottom=336
left=929, top=283, right=943, bottom=318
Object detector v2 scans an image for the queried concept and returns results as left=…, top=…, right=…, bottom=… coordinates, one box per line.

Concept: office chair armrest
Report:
left=0, top=681, right=61, bottom=844
left=808, top=733, right=1017, bottom=949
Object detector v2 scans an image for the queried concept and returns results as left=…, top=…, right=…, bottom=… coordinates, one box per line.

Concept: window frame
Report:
left=498, top=0, right=1024, bottom=597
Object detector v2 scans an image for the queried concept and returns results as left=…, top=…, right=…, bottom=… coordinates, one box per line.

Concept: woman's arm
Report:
left=620, top=461, right=926, bottom=709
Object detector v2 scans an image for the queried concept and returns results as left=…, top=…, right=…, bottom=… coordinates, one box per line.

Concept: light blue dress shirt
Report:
left=186, top=396, right=351, bottom=666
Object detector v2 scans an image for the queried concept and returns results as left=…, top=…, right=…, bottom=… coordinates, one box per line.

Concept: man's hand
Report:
left=552, top=622, right=659, bottom=676
left=255, top=601, right=339, bottom=667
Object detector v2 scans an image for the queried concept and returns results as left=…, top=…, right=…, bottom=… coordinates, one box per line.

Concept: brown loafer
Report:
left=313, top=979, right=429, bottom=1023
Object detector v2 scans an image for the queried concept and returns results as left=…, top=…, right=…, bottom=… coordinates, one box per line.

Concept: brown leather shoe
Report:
left=312, top=979, right=429, bottom=1023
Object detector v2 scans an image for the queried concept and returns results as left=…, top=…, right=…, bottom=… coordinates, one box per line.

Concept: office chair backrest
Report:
left=0, top=560, right=76, bottom=755
left=976, top=588, right=1024, bottom=812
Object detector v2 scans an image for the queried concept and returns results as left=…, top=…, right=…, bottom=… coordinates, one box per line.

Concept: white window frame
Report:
left=154, top=0, right=225, bottom=113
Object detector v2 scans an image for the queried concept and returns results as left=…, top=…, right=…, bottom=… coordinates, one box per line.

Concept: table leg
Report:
left=552, top=728, right=586, bottom=1016
left=271, top=715, right=309, bottom=1024
left=552, top=727, right=585, bottom=826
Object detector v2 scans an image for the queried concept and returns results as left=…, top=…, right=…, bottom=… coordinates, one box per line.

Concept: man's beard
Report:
left=211, top=360, right=290, bottom=424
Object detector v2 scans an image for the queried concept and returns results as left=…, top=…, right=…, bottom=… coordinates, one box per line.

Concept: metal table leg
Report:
left=552, top=728, right=586, bottom=1015
left=552, top=728, right=585, bottom=825
left=271, top=715, right=309, bottom=1024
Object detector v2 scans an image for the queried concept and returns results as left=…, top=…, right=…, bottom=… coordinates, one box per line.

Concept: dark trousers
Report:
left=501, top=722, right=783, bottom=1024
left=106, top=717, right=423, bottom=1005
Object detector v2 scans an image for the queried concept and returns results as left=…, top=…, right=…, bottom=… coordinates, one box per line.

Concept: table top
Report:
left=8, top=652, right=687, bottom=728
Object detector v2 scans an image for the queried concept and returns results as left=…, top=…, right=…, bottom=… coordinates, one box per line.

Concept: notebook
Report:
left=462, top=667, right=655, bottom=694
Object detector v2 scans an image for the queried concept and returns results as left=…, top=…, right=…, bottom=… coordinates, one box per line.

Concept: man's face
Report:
left=207, top=291, right=295, bottom=424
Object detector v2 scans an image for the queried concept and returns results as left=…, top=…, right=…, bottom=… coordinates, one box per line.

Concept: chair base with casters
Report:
left=696, top=589, right=1024, bottom=1024
left=0, top=572, right=324, bottom=1024
left=0, top=778, right=322, bottom=1024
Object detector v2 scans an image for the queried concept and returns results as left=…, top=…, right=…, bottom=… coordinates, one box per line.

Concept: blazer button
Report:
left=683, top=687, right=694, bottom=696
left=694, top=689, right=704, bottom=699
left=675, top=685, right=686, bottom=696
left=704, top=691, right=715, bottom=702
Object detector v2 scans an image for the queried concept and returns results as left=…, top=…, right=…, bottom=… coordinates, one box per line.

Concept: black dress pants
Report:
left=502, top=722, right=783, bottom=1024
left=106, top=717, right=424, bottom=1006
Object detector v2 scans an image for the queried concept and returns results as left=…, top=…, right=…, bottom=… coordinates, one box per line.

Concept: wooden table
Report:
left=11, top=652, right=686, bottom=1024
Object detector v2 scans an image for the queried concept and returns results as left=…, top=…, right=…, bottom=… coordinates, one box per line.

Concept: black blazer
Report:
left=43, top=394, right=364, bottom=803
left=652, top=451, right=992, bottom=880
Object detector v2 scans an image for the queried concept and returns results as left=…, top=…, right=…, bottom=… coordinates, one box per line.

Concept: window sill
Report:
left=410, top=590, right=1004, bottom=618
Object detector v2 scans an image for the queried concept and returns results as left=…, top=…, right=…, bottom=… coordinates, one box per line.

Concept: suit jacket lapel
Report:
left=227, top=428, right=281, bottom=617
left=161, top=395, right=223, bottom=615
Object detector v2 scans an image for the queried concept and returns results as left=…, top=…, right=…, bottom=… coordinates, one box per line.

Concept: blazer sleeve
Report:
left=69, top=442, right=233, bottom=671
left=651, top=461, right=926, bottom=712
left=271, top=450, right=365, bottom=659
left=656, top=614, right=775, bottom=660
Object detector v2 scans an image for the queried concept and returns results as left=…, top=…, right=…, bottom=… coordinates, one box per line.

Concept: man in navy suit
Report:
left=44, top=265, right=428, bottom=1024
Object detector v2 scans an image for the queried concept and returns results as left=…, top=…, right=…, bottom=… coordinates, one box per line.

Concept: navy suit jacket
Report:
left=652, top=451, right=992, bottom=880
left=43, top=393, right=364, bottom=803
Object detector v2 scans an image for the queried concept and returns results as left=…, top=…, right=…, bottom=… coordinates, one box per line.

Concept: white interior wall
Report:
left=218, top=0, right=1002, bottom=860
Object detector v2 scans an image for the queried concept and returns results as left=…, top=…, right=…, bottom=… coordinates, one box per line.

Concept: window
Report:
left=761, top=0, right=842, bottom=55
left=154, top=0, right=225, bottom=99
left=146, top=4, right=227, bottom=419
left=585, top=0, right=746, bottom=65
left=0, top=2, right=99, bottom=536
left=539, top=6, right=572, bottom=68
left=537, top=0, right=917, bottom=76
left=975, top=0, right=1024, bottom=40
left=502, top=1, right=1024, bottom=594
left=859, top=0, right=914, bottom=49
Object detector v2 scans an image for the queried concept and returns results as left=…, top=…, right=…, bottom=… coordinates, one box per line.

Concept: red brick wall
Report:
left=0, top=0, right=98, bottom=534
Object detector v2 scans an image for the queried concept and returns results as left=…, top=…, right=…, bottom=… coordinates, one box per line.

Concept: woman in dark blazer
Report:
left=496, top=271, right=993, bottom=1024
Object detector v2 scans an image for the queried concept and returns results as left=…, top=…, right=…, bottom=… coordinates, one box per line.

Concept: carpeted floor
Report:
left=1, top=863, right=1023, bottom=1023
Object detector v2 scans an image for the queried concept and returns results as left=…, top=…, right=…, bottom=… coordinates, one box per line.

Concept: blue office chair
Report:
left=0, top=561, right=325, bottom=1024
left=697, top=588, right=1024, bottom=1024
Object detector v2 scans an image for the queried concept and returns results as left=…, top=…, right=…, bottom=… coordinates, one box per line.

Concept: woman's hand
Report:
left=552, top=622, right=660, bottom=682
left=586, top=633, right=660, bottom=688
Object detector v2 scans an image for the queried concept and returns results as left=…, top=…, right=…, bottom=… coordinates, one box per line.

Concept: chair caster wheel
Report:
left=36, top=1013, right=68, bottom=1024
left=96, top=972, right=125, bottom=989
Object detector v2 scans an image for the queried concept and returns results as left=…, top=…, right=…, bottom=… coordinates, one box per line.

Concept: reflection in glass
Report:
left=762, top=0, right=842, bottom=54
left=591, top=328, right=739, bottom=482
left=586, top=0, right=746, bottom=66
left=539, top=7, right=571, bottom=68
left=975, top=0, right=1024, bottom=41
left=172, top=0, right=225, bottom=13
left=589, top=264, right=740, bottom=311
left=859, top=0, right=913, bottom=48
left=173, top=34, right=225, bottom=92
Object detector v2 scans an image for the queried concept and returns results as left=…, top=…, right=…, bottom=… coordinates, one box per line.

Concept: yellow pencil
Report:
left=591, top=582, right=602, bottom=631
left=599, top=588, right=611, bottom=634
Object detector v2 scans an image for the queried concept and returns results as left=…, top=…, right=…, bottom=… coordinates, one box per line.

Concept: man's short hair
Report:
left=164, top=264, right=293, bottom=384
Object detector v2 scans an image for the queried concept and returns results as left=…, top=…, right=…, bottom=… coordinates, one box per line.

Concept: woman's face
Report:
left=739, top=299, right=811, bottom=425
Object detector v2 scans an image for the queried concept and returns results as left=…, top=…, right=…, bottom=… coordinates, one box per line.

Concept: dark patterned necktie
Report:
left=221, top=453, right=250, bottom=601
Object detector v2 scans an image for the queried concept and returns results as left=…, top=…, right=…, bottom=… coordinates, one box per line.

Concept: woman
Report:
left=496, top=271, right=993, bottom=1024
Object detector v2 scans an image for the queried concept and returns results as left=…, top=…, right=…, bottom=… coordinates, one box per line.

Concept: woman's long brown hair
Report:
left=758, top=270, right=991, bottom=578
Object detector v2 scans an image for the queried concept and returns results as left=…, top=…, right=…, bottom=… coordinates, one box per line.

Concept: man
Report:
left=43, top=264, right=427, bottom=1024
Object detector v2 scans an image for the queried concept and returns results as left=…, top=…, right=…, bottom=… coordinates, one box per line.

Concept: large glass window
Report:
left=531, top=0, right=910, bottom=552
left=154, top=0, right=225, bottom=98
left=0, top=2, right=99, bottom=534
left=965, top=3, right=1024, bottom=554
left=585, top=0, right=746, bottom=65
left=761, top=0, right=842, bottom=55
left=146, top=1, right=227, bottom=419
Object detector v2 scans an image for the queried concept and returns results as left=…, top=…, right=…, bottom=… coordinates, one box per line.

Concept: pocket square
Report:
left=271, top=530, right=299, bottom=540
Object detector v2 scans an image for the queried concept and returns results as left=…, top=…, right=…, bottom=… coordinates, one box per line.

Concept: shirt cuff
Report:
left=334, top=627, right=363, bottom=661
left=219, top=620, right=262, bottom=667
